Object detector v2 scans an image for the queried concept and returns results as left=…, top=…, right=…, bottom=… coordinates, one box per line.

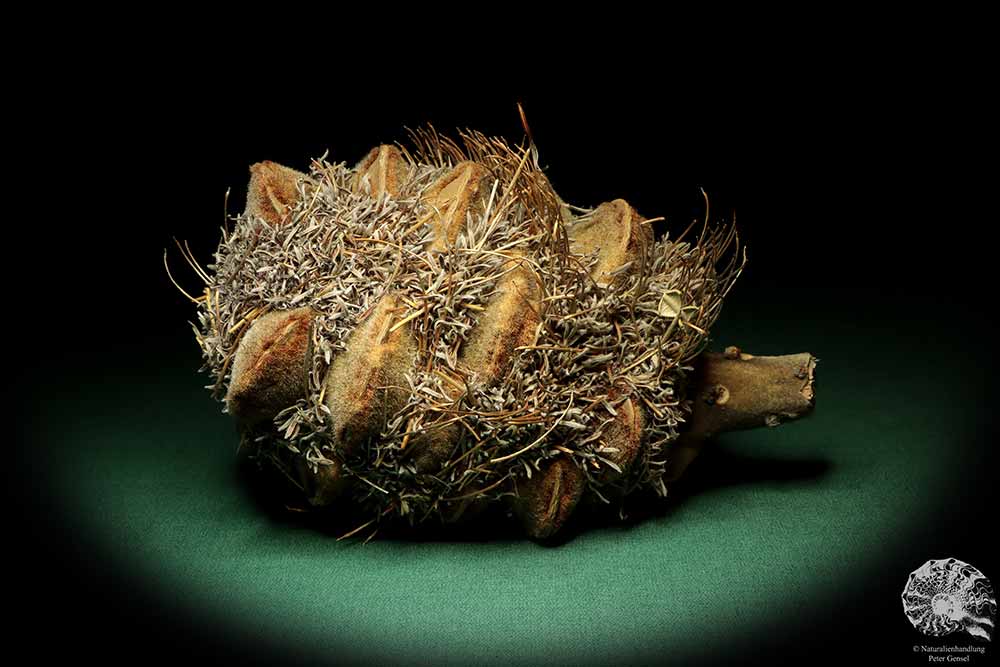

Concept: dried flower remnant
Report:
left=179, top=124, right=817, bottom=541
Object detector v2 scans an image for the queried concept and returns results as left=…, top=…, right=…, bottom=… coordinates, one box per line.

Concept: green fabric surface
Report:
left=39, top=293, right=982, bottom=665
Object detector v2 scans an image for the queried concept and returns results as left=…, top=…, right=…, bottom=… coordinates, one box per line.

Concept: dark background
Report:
left=12, top=39, right=994, bottom=666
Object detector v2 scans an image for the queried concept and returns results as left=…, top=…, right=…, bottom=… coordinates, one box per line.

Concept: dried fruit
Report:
left=181, top=126, right=817, bottom=541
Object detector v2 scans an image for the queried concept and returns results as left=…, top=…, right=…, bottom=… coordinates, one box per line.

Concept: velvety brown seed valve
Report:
left=422, top=161, right=491, bottom=252
left=515, top=457, right=586, bottom=540
left=352, top=145, right=409, bottom=198
left=568, top=199, right=652, bottom=286
left=245, top=161, right=311, bottom=226
left=460, top=256, right=539, bottom=379
left=296, top=457, right=350, bottom=507
left=408, top=255, right=541, bottom=474
left=594, top=397, right=644, bottom=484
left=324, top=293, right=417, bottom=458
left=226, top=307, right=315, bottom=425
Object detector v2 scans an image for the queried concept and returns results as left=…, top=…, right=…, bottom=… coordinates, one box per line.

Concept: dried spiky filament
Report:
left=188, top=125, right=815, bottom=541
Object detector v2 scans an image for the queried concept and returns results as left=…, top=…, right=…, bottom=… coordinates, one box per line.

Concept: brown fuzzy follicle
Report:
left=460, top=257, right=539, bottom=382
left=514, top=456, right=586, bottom=540
left=407, top=256, right=540, bottom=475
left=296, top=458, right=350, bottom=507
left=422, top=161, right=490, bottom=252
left=323, top=294, right=417, bottom=459
left=567, top=199, right=652, bottom=286
left=513, top=198, right=653, bottom=535
left=245, top=161, right=309, bottom=226
left=594, top=396, right=645, bottom=484
left=352, top=145, right=409, bottom=198
left=226, top=308, right=315, bottom=425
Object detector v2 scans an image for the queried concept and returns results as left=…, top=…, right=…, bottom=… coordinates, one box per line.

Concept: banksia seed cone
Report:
left=185, top=127, right=817, bottom=540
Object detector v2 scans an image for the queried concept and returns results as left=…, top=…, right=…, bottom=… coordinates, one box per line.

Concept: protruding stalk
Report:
left=686, top=348, right=816, bottom=438
left=665, top=348, right=817, bottom=481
